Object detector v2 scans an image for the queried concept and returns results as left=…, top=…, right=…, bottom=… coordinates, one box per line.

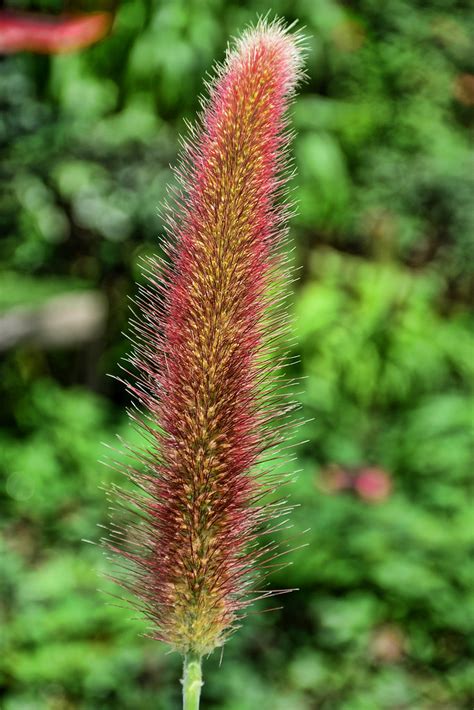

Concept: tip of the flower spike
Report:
left=231, top=16, right=307, bottom=90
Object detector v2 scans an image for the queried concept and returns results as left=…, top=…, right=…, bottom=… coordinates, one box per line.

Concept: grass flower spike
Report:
left=109, top=18, right=304, bottom=709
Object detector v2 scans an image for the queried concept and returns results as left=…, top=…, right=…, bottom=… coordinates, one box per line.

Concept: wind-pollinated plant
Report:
left=106, top=17, right=305, bottom=709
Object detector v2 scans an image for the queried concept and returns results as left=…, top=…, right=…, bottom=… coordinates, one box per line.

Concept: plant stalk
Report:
left=182, top=652, right=203, bottom=710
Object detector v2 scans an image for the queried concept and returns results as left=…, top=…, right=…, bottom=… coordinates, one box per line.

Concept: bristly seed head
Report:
left=108, top=17, right=305, bottom=656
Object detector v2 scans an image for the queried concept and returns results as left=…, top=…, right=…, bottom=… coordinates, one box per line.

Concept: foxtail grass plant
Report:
left=107, top=18, right=305, bottom=709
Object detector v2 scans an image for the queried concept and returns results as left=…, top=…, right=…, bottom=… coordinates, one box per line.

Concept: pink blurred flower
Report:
left=318, top=464, right=352, bottom=493
left=354, top=467, right=392, bottom=503
left=318, top=464, right=392, bottom=503
left=0, top=10, right=113, bottom=54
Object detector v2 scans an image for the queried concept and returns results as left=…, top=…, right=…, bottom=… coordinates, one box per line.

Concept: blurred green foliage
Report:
left=1, top=0, right=473, bottom=708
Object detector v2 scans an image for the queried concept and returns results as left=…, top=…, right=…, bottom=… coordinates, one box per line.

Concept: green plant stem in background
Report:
left=182, top=653, right=202, bottom=710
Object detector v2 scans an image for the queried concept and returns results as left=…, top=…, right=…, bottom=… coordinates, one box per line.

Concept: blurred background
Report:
left=1, top=0, right=473, bottom=708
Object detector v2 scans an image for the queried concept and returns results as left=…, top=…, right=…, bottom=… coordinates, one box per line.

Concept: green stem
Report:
left=182, top=652, right=203, bottom=710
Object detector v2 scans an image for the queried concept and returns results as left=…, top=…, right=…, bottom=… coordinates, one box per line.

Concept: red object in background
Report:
left=0, top=10, right=113, bottom=54
left=318, top=464, right=393, bottom=503
left=354, top=467, right=392, bottom=503
left=319, top=464, right=352, bottom=493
